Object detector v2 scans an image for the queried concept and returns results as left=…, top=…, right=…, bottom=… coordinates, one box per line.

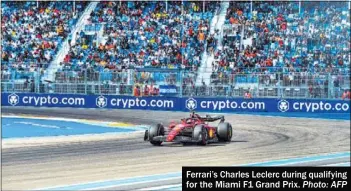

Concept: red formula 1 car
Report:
left=144, top=112, right=233, bottom=146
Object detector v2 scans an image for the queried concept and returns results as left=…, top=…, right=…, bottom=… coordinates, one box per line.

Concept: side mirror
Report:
left=220, top=117, right=225, bottom=123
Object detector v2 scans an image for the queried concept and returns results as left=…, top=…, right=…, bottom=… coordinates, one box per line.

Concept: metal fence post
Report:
left=84, top=69, right=87, bottom=94
left=37, top=70, right=40, bottom=93
left=128, top=69, right=133, bottom=85
left=179, top=70, right=183, bottom=97
left=12, top=71, right=15, bottom=92
left=256, top=77, right=259, bottom=98
left=4, top=78, right=7, bottom=92
left=277, top=73, right=281, bottom=98
left=98, top=72, right=101, bottom=95
left=328, top=73, right=332, bottom=99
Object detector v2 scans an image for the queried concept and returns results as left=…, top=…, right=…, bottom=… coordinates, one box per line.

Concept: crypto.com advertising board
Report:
left=2, top=93, right=350, bottom=114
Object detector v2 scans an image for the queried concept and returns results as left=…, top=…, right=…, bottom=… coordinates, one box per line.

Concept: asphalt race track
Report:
left=2, top=107, right=350, bottom=190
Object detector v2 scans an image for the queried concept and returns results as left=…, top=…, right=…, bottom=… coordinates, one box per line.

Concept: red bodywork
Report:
left=166, top=114, right=217, bottom=142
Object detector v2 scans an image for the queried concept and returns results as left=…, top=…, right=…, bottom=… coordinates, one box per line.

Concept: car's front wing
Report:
left=151, top=135, right=219, bottom=143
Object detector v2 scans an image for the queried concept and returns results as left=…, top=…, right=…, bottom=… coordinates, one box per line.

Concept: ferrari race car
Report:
left=144, top=112, right=232, bottom=146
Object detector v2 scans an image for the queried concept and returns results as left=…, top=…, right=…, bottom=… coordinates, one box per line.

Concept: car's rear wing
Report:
left=201, top=115, right=225, bottom=123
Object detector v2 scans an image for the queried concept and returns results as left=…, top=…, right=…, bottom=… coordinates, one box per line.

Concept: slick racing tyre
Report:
left=149, top=124, right=165, bottom=146
left=217, top=122, right=232, bottom=142
left=193, top=125, right=208, bottom=145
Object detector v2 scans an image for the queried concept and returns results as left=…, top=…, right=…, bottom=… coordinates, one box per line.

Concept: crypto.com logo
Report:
left=278, top=99, right=289, bottom=112
left=186, top=98, right=197, bottom=111
left=96, top=95, right=107, bottom=108
left=8, top=93, right=19, bottom=106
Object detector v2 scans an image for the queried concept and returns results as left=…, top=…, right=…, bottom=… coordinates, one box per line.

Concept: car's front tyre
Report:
left=217, top=122, right=232, bottom=142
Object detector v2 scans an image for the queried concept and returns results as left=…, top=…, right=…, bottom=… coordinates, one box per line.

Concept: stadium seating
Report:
left=1, top=1, right=349, bottom=99
left=214, top=1, right=350, bottom=87
left=1, top=1, right=87, bottom=80
left=56, top=1, right=219, bottom=85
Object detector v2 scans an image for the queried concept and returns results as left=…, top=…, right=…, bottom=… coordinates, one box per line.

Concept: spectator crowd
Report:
left=211, top=1, right=350, bottom=91
left=1, top=1, right=349, bottom=99
left=1, top=1, right=87, bottom=80
left=57, top=1, right=219, bottom=86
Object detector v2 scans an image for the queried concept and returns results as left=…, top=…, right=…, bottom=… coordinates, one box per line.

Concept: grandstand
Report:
left=1, top=1, right=87, bottom=80
left=1, top=1, right=350, bottom=99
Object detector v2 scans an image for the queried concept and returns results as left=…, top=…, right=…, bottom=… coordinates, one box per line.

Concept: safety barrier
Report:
left=2, top=93, right=350, bottom=114
left=2, top=70, right=349, bottom=99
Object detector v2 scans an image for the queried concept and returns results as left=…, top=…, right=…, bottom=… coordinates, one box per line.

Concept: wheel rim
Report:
left=203, top=130, right=208, bottom=144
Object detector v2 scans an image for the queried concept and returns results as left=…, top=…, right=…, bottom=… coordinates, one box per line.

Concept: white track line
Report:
left=138, top=184, right=182, bottom=191
left=2, top=115, right=148, bottom=130
left=323, top=162, right=351, bottom=166
left=81, top=177, right=181, bottom=190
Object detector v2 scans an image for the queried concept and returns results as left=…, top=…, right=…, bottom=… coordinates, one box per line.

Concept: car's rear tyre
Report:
left=149, top=124, right=164, bottom=146
left=217, top=122, right=232, bottom=142
left=193, top=125, right=208, bottom=145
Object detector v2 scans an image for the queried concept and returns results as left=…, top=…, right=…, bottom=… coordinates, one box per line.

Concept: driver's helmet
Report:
left=190, top=112, right=196, bottom=118
left=186, top=118, right=193, bottom=124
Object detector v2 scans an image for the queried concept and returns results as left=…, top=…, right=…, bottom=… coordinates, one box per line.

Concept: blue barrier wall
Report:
left=2, top=93, right=350, bottom=115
